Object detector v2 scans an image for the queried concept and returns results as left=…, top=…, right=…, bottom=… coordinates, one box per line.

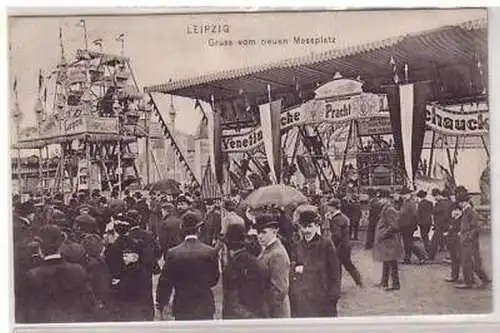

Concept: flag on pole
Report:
left=92, top=38, right=103, bottom=47
left=385, top=81, right=432, bottom=187
left=259, top=98, right=282, bottom=184
left=38, top=69, right=44, bottom=93
left=115, top=33, right=125, bottom=42
left=43, top=87, right=47, bottom=103
left=13, top=77, right=17, bottom=94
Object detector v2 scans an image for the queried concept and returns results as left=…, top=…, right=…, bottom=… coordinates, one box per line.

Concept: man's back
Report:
left=25, top=257, right=95, bottom=323
left=157, top=238, right=220, bottom=319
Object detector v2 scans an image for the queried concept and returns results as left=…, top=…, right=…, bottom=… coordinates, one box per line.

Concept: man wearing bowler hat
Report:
left=454, top=186, right=491, bottom=289
left=290, top=209, right=341, bottom=317
left=222, top=223, right=267, bottom=319
left=254, top=212, right=291, bottom=318
left=156, top=211, right=220, bottom=320
left=325, top=198, right=363, bottom=287
left=399, top=187, right=428, bottom=264
left=24, top=225, right=97, bottom=323
left=200, top=198, right=221, bottom=247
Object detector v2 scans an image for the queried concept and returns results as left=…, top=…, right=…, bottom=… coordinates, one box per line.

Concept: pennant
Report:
left=259, top=99, right=282, bottom=184
left=92, top=38, right=103, bottom=47
left=38, top=69, right=44, bottom=93
left=385, top=81, right=432, bottom=186
left=115, top=33, right=125, bottom=42
left=206, top=99, right=223, bottom=187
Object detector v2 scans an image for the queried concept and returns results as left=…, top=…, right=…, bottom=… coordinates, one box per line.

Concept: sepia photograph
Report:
left=8, top=7, right=492, bottom=327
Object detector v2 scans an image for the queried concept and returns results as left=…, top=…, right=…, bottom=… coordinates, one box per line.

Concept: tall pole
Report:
left=427, top=131, right=437, bottom=177
left=145, top=104, right=151, bottom=185
left=86, top=142, right=91, bottom=192
left=117, top=139, right=122, bottom=197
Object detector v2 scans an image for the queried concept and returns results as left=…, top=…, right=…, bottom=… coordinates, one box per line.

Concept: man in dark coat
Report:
left=373, top=189, right=404, bottom=291
left=156, top=211, right=220, bottom=320
left=24, top=225, right=97, bottom=323
left=444, top=202, right=463, bottom=283
left=290, top=209, right=340, bottom=317
left=222, top=223, right=266, bottom=319
left=454, top=186, right=491, bottom=289
left=104, top=213, right=152, bottom=321
left=325, top=198, right=363, bottom=287
left=74, top=205, right=99, bottom=238
left=158, top=201, right=183, bottom=257
left=398, top=187, right=428, bottom=264
left=134, top=192, right=150, bottom=229
left=429, top=188, right=452, bottom=260
left=200, top=199, right=221, bottom=247
left=416, top=190, right=433, bottom=255
left=345, top=195, right=362, bottom=241
left=13, top=202, right=36, bottom=323
left=365, top=188, right=383, bottom=250
left=255, top=213, right=291, bottom=318
left=81, top=234, right=114, bottom=321
left=123, top=189, right=136, bottom=210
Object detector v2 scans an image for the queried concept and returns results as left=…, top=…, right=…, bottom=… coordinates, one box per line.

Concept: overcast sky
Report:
left=9, top=8, right=486, bottom=135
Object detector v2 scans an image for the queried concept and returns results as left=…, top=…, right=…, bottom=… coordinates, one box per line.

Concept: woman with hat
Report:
left=254, top=212, right=291, bottom=318
left=222, top=223, right=267, bottom=319
left=290, top=209, right=340, bottom=317
left=453, top=186, right=491, bottom=289
left=104, top=213, right=151, bottom=321
left=373, top=189, right=404, bottom=291
left=156, top=211, right=220, bottom=320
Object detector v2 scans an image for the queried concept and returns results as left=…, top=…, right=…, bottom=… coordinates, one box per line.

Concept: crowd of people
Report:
left=12, top=182, right=491, bottom=323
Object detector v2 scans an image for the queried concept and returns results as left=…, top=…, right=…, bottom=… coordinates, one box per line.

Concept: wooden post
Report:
left=145, top=108, right=151, bottom=185
left=480, top=135, right=490, bottom=159
left=340, top=120, right=354, bottom=184
left=427, top=131, right=436, bottom=177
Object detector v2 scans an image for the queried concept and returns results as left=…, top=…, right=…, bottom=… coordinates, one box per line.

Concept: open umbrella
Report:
left=147, top=179, right=181, bottom=195
left=245, top=184, right=308, bottom=209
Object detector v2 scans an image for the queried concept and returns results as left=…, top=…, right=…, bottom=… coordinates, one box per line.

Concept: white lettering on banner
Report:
left=425, top=105, right=489, bottom=136
left=221, top=97, right=358, bottom=153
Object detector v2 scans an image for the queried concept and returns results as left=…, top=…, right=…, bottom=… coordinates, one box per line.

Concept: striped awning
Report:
left=145, top=18, right=486, bottom=105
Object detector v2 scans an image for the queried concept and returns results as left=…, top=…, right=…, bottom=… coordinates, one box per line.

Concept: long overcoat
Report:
left=373, top=202, right=404, bottom=262
left=289, top=234, right=340, bottom=317
left=222, top=248, right=267, bottom=319
left=257, top=238, right=291, bottom=318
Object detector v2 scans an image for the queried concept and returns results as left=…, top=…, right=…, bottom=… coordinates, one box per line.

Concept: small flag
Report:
left=92, top=38, right=103, bottom=47
left=13, top=77, right=17, bottom=93
left=194, top=98, right=202, bottom=110
left=76, top=19, right=86, bottom=27
left=115, top=33, right=125, bottom=42
left=38, top=69, right=44, bottom=92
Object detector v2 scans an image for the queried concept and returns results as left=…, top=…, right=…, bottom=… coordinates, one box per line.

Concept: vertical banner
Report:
left=399, top=84, right=415, bottom=185
left=386, top=81, right=432, bottom=186
left=259, top=99, right=282, bottom=184
left=206, top=102, right=223, bottom=187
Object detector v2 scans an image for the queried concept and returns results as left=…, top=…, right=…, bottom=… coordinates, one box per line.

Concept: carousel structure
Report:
left=11, top=21, right=199, bottom=196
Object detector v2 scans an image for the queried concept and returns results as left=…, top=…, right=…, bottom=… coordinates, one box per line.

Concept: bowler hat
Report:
left=327, top=198, right=341, bottom=209
left=224, top=223, right=247, bottom=249
left=416, top=190, right=427, bottom=198
left=399, top=187, right=412, bottom=195
left=181, top=211, right=204, bottom=231
left=431, top=188, right=441, bottom=197
left=254, top=213, right=280, bottom=231
left=454, top=186, right=470, bottom=203
left=298, top=210, right=319, bottom=226
left=204, top=198, right=216, bottom=205
left=134, top=191, right=142, bottom=199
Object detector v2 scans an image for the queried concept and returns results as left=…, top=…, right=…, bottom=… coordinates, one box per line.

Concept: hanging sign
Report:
left=221, top=93, right=384, bottom=153
left=425, top=104, right=489, bottom=136
left=357, top=114, right=392, bottom=136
